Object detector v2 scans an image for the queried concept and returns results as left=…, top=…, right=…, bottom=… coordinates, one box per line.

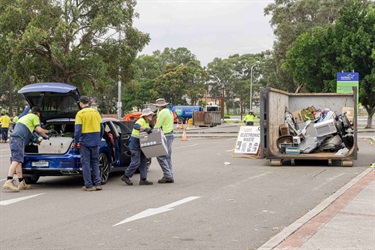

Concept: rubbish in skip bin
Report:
left=140, top=129, right=168, bottom=158
left=313, top=118, right=337, bottom=137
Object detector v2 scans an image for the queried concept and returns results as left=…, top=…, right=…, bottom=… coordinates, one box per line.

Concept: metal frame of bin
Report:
left=259, top=87, right=357, bottom=166
left=193, top=111, right=222, bottom=127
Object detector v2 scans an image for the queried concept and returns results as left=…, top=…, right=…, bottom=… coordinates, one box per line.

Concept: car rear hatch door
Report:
left=18, top=82, right=80, bottom=122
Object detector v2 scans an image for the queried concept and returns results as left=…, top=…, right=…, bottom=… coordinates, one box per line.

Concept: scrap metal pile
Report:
left=277, top=106, right=354, bottom=155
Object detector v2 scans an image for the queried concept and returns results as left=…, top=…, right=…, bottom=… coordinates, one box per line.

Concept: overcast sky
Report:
left=134, top=0, right=276, bottom=66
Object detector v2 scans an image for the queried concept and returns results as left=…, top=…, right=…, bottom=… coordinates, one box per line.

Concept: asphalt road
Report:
left=0, top=136, right=374, bottom=250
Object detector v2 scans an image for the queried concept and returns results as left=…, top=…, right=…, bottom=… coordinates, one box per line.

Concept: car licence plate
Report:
left=32, top=161, right=49, bottom=167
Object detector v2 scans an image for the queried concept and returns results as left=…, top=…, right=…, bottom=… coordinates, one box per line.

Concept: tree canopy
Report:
left=264, top=0, right=364, bottom=91
left=124, top=47, right=208, bottom=111
left=283, top=0, right=375, bottom=127
left=0, top=0, right=150, bottom=95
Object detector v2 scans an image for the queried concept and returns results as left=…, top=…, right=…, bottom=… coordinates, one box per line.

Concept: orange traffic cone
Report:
left=181, top=127, right=188, bottom=141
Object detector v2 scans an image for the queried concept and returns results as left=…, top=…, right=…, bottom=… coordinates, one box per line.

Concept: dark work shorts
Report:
left=10, top=137, right=24, bottom=163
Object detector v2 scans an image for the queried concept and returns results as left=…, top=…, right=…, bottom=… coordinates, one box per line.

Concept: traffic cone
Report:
left=181, top=127, right=188, bottom=141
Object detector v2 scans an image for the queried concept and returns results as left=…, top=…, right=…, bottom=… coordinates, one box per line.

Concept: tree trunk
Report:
left=365, top=111, right=374, bottom=129
left=364, top=105, right=374, bottom=129
left=295, top=83, right=304, bottom=93
left=7, top=77, right=13, bottom=115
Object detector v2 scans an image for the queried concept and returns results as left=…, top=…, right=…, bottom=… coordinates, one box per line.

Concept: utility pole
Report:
left=220, top=88, right=225, bottom=119
left=250, top=64, right=255, bottom=111
left=117, top=28, right=122, bottom=120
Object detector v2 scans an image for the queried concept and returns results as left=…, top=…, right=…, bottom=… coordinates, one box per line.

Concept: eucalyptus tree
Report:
left=123, top=54, right=162, bottom=111
left=206, top=57, right=233, bottom=113
left=0, top=0, right=150, bottom=99
left=152, top=61, right=207, bottom=105
left=183, top=60, right=209, bottom=105
left=157, top=47, right=199, bottom=66
left=136, top=47, right=206, bottom=106
left=283, top=1, right=375, bottom=128
left=207, top=54, right=263, bottom=114
left=264, top=0, right=361, bottom=92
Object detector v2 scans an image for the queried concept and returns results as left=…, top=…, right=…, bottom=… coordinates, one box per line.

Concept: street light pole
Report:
left=117, top=28, right=122, bottom=120
left=250, top=64, right=256, bottom=111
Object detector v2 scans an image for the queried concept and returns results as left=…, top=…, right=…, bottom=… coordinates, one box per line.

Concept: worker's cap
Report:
left=141, top=108, right=154, bottom=117
left=154, top=98, right=169, bottom=106
left=79, top=96, right=90, bottom=104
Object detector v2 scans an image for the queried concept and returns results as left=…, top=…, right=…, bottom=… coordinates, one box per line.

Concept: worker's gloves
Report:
left=144, top=128, right=152, bottom=134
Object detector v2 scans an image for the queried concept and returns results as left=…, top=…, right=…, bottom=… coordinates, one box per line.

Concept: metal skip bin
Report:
left=259, top=87, right=358, bottom=166
left=193, top=111, right=221, bottom=127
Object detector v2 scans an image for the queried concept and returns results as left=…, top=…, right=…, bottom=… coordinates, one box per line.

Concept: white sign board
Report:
left=234, top=126, right=261, bottom=154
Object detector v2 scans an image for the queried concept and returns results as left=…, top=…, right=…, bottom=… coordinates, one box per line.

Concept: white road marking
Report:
left=174, top=143, right=199, bottom=149
left=0, top=178, right=7, bottom=182
left=113, top=196, right=200, bottom=227
left=0, top=193, right=45, bottom=206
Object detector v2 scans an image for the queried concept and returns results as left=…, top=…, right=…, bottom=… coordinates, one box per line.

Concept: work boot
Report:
left=95, top=185, right=103, bottom=191
left=158, top=177, right=174, bottom=184
left=139, top=179, right=153, bottom=185
left=81, top=186, right=95, bottom=191
left=3, top=180, right=19, bottom=192
left=121, top=175, right=133, bottom=185
left=18, top=180, right=31, bottom=190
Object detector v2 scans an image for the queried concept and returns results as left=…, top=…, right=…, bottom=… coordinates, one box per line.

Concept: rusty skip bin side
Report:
left=193, top=111, right=221, bottom=127
left=259, top=87, right=358, bottom=165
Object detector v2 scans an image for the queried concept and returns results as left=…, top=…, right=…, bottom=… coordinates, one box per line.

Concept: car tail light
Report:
left=71, top=142, right=81, bottom=148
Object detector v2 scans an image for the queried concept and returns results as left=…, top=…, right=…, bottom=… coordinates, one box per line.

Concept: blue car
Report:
left=18, top=82, right=147, bottom=184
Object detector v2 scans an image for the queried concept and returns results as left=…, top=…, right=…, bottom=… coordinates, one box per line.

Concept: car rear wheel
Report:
left=99, top=153, right=110, bottom=184
left=24, top=175, right=40, bottom=184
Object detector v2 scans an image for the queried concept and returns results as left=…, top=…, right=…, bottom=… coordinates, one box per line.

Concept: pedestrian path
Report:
left=258, top=167, right=375, bottom=250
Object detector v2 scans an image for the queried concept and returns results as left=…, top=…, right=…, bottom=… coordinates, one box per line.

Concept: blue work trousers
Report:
left=80, top=145, right=101, bottom=188
left=157, top=134, right=174, bottom=178
left=125, top=149, right=148, bottom=180
left=1, top=128, right=9, bottom=141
